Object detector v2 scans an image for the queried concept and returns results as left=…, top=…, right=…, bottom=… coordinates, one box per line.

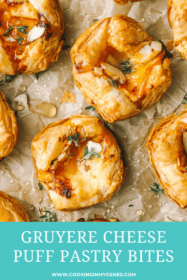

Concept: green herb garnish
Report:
left=67, top=133, right=79, bottom=147
left=0, top=75, right=15, bottom=86
left=0, top=22, right=2, bottom=27
left=2, top=26, right=28, bottom=37
left=109, top=79, right=117, bottom=88
left=85, top=105, right=95, bottom=111
left=40, top=211, right=56, bottom=222
left=15, top=26, right=28, bottom=34
left=160, top=41, right=173, bottom=59
left=2, top=26, right=13, bottom=36
left=78, top=146, right=101, bottom=162
left=93, top=19, right=99, bottom=22
left=167, top=216, right=178, bottom=222
left=120, top=60, right=132, bottom=74
left=15, top=35, right=24, bottom=45
left=182, top=93, right=187, bottom=104
left=38, top=182, right=43, bottom=190
left=151, top=182, right=164, bottom=194
left=128, top=204, right=134, bottom=207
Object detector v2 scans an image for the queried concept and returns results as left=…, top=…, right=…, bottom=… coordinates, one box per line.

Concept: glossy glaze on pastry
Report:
left=0, top=0, right=65, bottom=75
left=71, top=15, right=172, bottom=123
left=0, top=91, right=17, bottom=160
left=0, top=191, right=30, bottom=222
left=147, top=110, right=187, bottom=209
left=31, top=115, right=125, bottom=211
left=168, top=0, right=187, bottom=60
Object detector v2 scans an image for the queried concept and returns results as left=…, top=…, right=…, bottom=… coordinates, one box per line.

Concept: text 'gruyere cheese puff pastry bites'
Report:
left=147, top=110, right=187, bottom=209
left=114, top=0, right=142, bottom=4
left=0, top=0, right=65, bottom=75
left=31, top=115, right=125, bottom=211
left=0, top=91, right=17, bottom=160
left=71, top=15, right=172, bottom=123
left=0, top=191, right=30, bottom=222
left=168, top=0, right=187, bottom=60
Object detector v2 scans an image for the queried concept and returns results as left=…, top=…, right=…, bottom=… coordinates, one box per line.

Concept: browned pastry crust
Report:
left=114, top=0, right=142, bottom=4
left=147, top=110, right=187, bottom=209
left=31, top=115, right=125, bottom=211
left=71, top=15, right=172, bottom=123
left=0, top=0, right=65, bottom=75
left=0, top=191, right=30, bottom=222
left=0, top=91, right=17, bottom=160
left=168, top=0, right=187, bottom=60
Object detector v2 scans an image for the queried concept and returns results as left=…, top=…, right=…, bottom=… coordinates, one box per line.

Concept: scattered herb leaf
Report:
left=160, top=41, right=173, bottom=59
left=120, top=60, right=132, bottom=74
left=85, top=105, right=95, bottom=111
left=109, top=79, right=117, bottom=88
left=93, top=19, right=99, bottom=22
left=38, top=182, right=43, bottom=190
left=151, top=182, right=164, bottom=194
left=40, top=211, right=56, bottom=222
left=0, top=75, right=15, bottom=86
left=67, top=133, right=79, bottom=147
left=78, top=146, right=101, bottom=162
left=0, top=22, right=2, bottom=27
left=182, top=93, right=187, bottom=104
left=128, top=204, right=134, bottom=207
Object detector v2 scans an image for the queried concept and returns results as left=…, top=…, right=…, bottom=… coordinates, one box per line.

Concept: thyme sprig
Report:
left=85, top=105, right=95, bottom=111
left=2, top=25, right=28, bottom=37
left=109, top=79, right=117, bottom=88
left=38, top=182, right=43, bottom=190
left=67, top=133, right=80, bottom=147
left=78, top=146, right=101, bottom=162
left=151, top=182, right=164, bottom=194
left=120, top=60, right=132, bottom=74
left=15, top=35, right=24, bottom=45
left=182, top=93, right=187, bottom=104
left=39, top=211, right=56, bottom=222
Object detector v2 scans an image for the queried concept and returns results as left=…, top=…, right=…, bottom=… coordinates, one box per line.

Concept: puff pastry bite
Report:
left=0, top=191, right=30, bottom=222
left=0, top=91, right=17, bottom=160
left=31, top=115, right=125, bottom=211
left=114, top=0, right=142, bottom=4
left=168, top=0, right=187, bottom=60
left=147, top=110, right=187, bottom=209
left=0, top=0, right=65, bottom=75
left=71, top=15, right=172, bottom=123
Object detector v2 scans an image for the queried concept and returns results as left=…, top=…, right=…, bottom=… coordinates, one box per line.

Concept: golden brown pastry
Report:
left=31, top=115, right=125, bottom=211
left=71, top=15, right=172, bottom=123
left=114, top=0, right=142, bottom=4
left=168, top=0, right=187, bottom=60
left=0, top=191, right=30, bottom=222
left=0, top=91, right=17, bottom=160
left=0, top=0, right=65, bottom=75
left=147, top=110, right=187, bottom=209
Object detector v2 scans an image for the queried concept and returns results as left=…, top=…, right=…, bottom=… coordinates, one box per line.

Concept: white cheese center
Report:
left=86, top=141, right=102, bottom=154
left=139, top=41, right=162, bottom=56
left=27, top=26, right=45, bottom=42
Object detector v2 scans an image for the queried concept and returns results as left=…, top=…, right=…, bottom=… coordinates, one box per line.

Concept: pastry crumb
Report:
left=62, top=91, right=76, bottom=103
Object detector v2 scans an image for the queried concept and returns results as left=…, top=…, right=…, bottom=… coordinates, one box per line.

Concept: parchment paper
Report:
left=0, top=0, right=186, bottom=222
